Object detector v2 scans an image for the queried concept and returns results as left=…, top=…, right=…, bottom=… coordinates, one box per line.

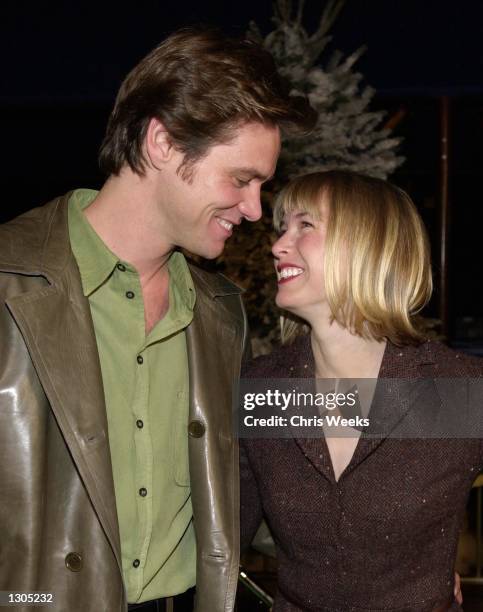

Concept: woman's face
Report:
left=272, top=199, right=329, bottom=321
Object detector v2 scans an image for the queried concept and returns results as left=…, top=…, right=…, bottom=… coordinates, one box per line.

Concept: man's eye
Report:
left=235, top=178, right=250, bottom=187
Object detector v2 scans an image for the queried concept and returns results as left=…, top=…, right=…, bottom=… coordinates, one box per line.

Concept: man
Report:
left=0, top=28, right=315, bottom=612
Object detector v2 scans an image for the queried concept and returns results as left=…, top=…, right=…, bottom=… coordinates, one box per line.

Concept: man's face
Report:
left=158, top=122, right=281, bottom=258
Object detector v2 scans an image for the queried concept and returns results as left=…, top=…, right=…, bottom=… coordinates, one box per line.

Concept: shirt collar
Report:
left=69, top=189, right=196, bottom=314
left=68, top=189, right=120, bottom=297
left=169, top=250, right=196, bottom=312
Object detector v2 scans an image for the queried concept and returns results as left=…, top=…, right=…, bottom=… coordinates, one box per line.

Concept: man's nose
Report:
left=238, top=184, right=262, bottom=222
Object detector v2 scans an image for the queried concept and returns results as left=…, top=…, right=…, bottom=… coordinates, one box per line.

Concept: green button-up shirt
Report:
left=68, top=189, right=196, bottom=603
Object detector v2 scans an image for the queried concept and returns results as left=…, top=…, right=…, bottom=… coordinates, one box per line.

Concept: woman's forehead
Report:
left=278, top=200, right=329, bottom=223
left=282, top=210, right=315, bottom=222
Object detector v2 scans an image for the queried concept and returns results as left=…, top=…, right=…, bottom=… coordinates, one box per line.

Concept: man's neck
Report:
left=84, top=169, right=172, bottom=280
left=84, top=170, right=177, bottom=333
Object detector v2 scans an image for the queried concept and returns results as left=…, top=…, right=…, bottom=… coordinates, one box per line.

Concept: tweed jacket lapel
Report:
left=290, top=335, right=437, bottom=483
left=280, top=336, right=337, bottom=483
left=342, top=342, right=436, bottom=478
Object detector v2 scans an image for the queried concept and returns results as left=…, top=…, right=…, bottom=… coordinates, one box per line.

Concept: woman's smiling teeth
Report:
left=216, top=218, right=233, bottom=231
left=278, top=267, right=304, bottom=280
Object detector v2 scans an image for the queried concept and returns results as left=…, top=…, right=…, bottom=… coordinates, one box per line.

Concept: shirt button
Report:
left=126, top=291, right=135, bottom=299
left=137, top=355, right=144, bottom=365
left=132, top=559, right=140, bottom=568
left=136, top=419, right=144, bottom=429
left=116, top=263, right=126, bottom=272
left=139, top=487, right=147, bottom=497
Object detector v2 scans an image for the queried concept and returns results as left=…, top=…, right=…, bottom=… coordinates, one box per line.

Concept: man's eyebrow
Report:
left=230, top=167, right=275, bottom=181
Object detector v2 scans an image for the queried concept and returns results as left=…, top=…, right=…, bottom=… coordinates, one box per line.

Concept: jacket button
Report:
left=65, top=552, right=83, bottom=572
left=188, top=420, right=205, bottom=438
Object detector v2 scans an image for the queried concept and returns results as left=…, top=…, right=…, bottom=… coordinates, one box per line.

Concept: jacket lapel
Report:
left=185, top=268, right=244, bottom=612
left=186, top=267, right=244, bottom=514
left=285, top=337, right=338, bottom=483
left=291, top=337, right=437, bottom=482
left=6, top=271, right=122, bottom=570
left=2, top=196, right=122, bottom=570
left=342, top=379, right=417, bottom=477
left=341, top=342, right=437, bottom=478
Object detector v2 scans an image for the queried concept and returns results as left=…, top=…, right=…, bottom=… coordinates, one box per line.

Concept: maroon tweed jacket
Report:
left=240, top=336, right=483, bottom=612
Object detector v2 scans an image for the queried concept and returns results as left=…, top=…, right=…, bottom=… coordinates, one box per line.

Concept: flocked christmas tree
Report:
left=248, top=0, right=404, bottom=179
left=216, top=0, right=404, bottom=353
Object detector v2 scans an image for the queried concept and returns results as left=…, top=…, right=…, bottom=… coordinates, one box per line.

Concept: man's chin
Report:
left=184, top=241, right=226, bottom=260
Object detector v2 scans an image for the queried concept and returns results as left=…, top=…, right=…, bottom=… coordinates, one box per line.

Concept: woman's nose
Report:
left=272, top=232, right=290, bottom=259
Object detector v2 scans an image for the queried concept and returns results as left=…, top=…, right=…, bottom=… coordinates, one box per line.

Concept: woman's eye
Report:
left=301, top=220, right=314, bottom=229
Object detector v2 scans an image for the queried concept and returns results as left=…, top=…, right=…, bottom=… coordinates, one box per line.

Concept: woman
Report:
left=240, top=171, right=481, bottom=611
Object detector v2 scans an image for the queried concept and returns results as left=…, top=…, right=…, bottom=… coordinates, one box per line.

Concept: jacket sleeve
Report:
left=240, top=439, right=263, bottom=552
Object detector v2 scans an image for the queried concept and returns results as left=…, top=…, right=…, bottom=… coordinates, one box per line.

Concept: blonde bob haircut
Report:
left=273, top=171, right=433, bottom=346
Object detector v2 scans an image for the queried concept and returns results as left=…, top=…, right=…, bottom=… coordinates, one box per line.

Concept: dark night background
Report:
left=2, top=2, right=483, bottom=607
left=1, top=0, right=483, bottom=346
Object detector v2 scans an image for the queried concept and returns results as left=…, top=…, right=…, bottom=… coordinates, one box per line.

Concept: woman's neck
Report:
left=310, top=320, right=387, bottom=379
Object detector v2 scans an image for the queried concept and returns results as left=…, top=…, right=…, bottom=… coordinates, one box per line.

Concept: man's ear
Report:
left=145, top=118, right=174, bottom=169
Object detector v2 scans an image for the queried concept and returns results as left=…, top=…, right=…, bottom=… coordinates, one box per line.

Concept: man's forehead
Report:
left=204, top=121, right=280, bottom=175
left=222, top=121, right=280, bottom=154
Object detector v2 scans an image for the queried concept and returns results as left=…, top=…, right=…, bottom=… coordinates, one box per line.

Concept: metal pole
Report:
left=239, top=568, right=274, bottom=607
left=440, top=96, right=450, bottom=338
left=478, top=486, right=482, bottom=578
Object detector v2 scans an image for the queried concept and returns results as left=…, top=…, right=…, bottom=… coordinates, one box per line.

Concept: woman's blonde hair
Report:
left=273, top=171, right=433, bottom=346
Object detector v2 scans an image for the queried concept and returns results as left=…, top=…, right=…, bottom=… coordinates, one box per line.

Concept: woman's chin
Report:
left=275, top=294, right=291, bottom=309
left=276, top=296, right=300, bottom=316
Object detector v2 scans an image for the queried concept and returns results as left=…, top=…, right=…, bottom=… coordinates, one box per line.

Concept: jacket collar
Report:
left=0, top=193, right=74, bottom=280
left=0, top=192, right=243, bottom=301
left=189, top=264, right=243, bottom=299
left=289, top=334, right=438, bottom=483
left=285, top=333, right=437, bottom=378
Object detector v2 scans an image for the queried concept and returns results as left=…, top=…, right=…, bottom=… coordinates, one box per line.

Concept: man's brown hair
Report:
left=99, top=27, right=316, bottom=177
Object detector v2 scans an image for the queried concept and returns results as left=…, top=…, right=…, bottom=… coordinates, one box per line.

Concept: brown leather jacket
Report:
left=0, top=194, right=247, bottom=611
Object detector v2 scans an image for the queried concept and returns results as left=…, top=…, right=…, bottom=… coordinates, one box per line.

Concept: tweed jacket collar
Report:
left=282, top=334, right=440, bottom=483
